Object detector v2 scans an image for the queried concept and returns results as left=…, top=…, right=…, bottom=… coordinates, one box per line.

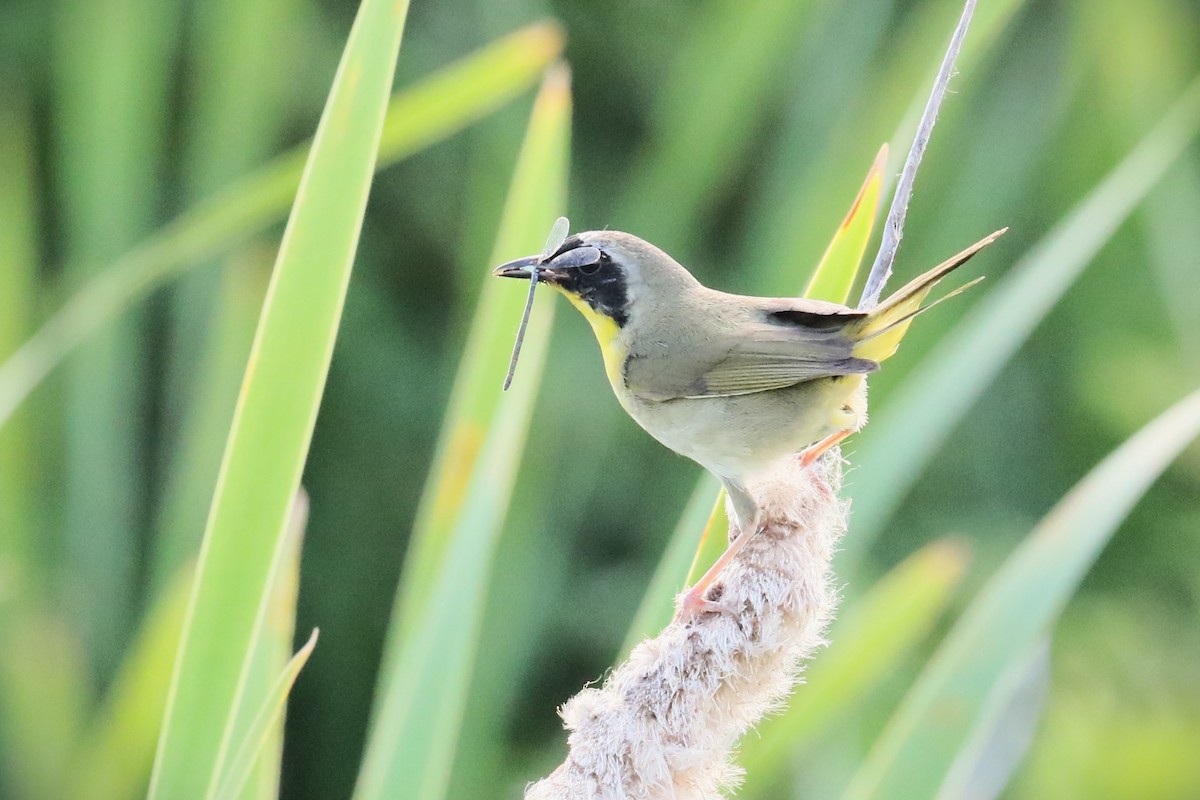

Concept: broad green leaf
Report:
left=842, top=73, right=1200, bottom=568
left=619, top=475, right=721, bottom=655
left=228, top=490, right=307, bottom=800
left=804, top=143, right=888, bottom=304
left=147, top=0, right=409, bottom=794
left=0, top=21, right=564, bottom=429
left=936, top=641, right=1049, bottom=800
left=52, top=0, right=181, bottom=676
left=67, top=492, right=306, bottom=800
left=442, top=498, right=572, bottom=800
left=64, top=566, right=194, bottom=800
left=738, top=539, right=969, bottom=795
left=385, top=63, right=571, bottom=650
left=214, top=628, right=319, bottom=800
left=354, top=64, right=571, bottom=800
left=843, top=388, right=1200, bottom=800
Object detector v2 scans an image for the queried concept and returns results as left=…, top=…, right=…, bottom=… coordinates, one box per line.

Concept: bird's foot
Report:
left=675, top=582, right=735, bottom=620
left=673, top=520, right=763, bottom=621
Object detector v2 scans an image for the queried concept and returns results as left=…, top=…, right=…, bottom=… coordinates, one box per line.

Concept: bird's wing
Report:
left=624, top=298, right=878, bottom=400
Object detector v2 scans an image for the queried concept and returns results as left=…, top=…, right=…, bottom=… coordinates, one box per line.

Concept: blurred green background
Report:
left=1, top=0, right=1199, bottom=798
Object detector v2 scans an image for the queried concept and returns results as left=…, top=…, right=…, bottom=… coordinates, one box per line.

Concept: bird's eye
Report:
left=578, top=256, right=603, bottom=276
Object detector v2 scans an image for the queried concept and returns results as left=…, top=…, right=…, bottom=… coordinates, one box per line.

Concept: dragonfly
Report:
left=502, top=216, right=581, bottom=391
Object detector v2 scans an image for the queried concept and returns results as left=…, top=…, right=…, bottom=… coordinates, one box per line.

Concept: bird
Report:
left=493, top=224, right=1004, bottom=613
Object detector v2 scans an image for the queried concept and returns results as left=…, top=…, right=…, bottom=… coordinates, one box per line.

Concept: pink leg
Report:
left=678, top=522, right=759, bottom=615
left=677, top=433, right=851, bottom=617
left=799, top=429, right=852, bottom=468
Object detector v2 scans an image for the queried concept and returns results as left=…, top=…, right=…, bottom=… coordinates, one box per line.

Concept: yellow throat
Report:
left=555, top=286, right=627, bottom=387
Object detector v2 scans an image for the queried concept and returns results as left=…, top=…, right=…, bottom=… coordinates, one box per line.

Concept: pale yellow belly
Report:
left=615, top=375, right=867, bottom=481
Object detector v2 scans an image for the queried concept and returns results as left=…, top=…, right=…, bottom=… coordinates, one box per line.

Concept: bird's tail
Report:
left=850, top=228, right=1006, bottom=364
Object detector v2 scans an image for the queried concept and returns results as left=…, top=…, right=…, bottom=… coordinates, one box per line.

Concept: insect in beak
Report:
left=496, top=216, right=571, bottom=391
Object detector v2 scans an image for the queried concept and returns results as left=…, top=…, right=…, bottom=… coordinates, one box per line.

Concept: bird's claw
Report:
left=674, top=584, right=735, bottom=621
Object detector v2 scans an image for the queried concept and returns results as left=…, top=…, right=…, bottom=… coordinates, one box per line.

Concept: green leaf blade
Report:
left=147, top=0, right=410, bottom=795
left=354, top=63, right=572, bottom=800
left=154, top=257, right=272, bottom=590
left=0, top=21, right=564, bottom=431
left=844, top=388, right=1200, bottom=800
left=386, top=61, right=573, bottom=643
left=843, top=73, right=1200, bottom=567
left=214, top=628, right=318, bottom=800
left=52, top=0, right=182, bottom=677
left=227, top=490, right=307, bottom=800
left=804, top=144, right=888, bottom=304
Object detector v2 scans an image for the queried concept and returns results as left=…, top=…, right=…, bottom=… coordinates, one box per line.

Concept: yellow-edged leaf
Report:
left=804, top=143, right=887, bottom=304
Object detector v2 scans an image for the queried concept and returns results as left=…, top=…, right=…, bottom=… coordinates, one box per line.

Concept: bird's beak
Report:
left=492, top=255, right=566, bottom=283
left=492, top=255, right=542, bottom=280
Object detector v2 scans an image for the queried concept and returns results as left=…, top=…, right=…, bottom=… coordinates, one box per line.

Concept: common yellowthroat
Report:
left=494, top=224, right=1004, bottom=611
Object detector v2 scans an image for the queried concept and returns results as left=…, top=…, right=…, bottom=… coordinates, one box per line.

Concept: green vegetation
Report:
left=0, top=1, right=1198, bottom=798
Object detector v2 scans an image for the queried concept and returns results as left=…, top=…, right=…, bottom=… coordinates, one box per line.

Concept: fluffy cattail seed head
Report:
left=527, top=454, right=848, bottom=799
